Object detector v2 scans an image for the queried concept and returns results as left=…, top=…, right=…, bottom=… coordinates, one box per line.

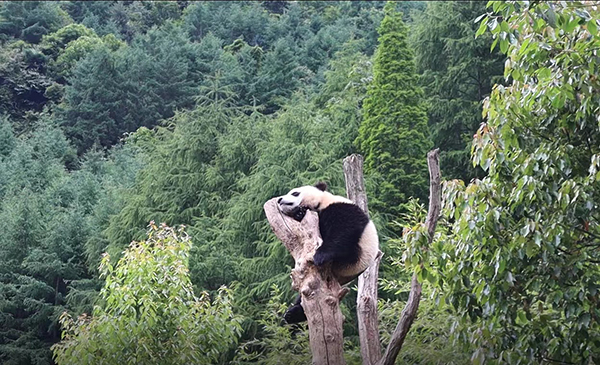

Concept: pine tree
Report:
left=59, top=46, right=123, bottom=154
left=355, top=1, right=431, bottom=219
left=253, top=37, right=305, bottom=113
left=411, top=1, right=504, bottom=181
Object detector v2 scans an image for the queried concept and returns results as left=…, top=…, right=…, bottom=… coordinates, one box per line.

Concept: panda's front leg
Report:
left=312, top=245, right=335, bottom=267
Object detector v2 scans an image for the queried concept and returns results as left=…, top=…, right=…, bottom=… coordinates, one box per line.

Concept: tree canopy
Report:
left=404, top=2, right=600, bottom=363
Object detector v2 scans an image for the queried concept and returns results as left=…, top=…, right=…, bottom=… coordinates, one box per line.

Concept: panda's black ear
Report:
left=315, top=181, right=328, bottom=191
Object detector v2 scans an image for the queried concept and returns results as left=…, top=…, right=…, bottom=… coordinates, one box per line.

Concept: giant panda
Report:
left=277, top=181, right=379, bottom=324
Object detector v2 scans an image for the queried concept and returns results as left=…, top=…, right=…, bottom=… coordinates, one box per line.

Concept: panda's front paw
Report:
left=284, top=304, right=307, bottom=324
left=292, top=207, right=307, bottom=222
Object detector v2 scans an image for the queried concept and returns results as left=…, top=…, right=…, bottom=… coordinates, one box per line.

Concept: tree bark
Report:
left=378, top=148, right=442, bottom=365
left=343, top=154, right=383, bottom=365
left=264, top=199, right=347, bottom=365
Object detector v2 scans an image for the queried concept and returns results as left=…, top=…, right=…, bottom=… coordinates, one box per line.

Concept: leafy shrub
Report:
left=52, top=223, right=242, bottom=365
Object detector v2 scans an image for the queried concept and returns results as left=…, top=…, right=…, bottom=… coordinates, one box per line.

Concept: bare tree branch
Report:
left=264, top=199, right=347, bottom=365
left=343, top=154, right=383, bottom=365
left=378, top=148, right=442, bottom=365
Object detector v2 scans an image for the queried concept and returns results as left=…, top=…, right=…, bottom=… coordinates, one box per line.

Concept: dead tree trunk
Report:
left=264, top=200, right=347, bottom=365
left=378, top=148, right=441, bottom=365
left=343, top=154, right=383, bottom=365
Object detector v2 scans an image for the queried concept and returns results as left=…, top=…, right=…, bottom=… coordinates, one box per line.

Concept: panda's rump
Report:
left=335, top=220, right=378, bottom=282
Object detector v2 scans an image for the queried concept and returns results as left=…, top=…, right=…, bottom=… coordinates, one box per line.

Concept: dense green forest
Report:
left=0, top=1, right=598, bottom=364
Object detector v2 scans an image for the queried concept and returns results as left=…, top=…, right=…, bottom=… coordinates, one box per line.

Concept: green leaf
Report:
left=489, top=17, right=499, bottom=31
left=471, top=348, right=485, bottom=365
left=587, top=19, right=598, bottom=36
left=474, top=13, right=487, bottom=24
left=500, top=38, right=509, bottom=54
left=491, top=37, right=499, bottom=52
left=516, top=310, right=528, bottom=325
left=579, top=313, right=591, bottom=328
left=476, top=17, right=489, bottom=37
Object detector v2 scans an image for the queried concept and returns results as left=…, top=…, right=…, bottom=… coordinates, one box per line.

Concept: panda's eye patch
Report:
left=291, top=192, right=300, bottom=197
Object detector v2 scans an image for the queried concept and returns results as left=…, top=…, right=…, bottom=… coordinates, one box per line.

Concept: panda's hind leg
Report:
left=284, top=295, right=307, bottom=324
left=313, top=240, right=356, bottom=268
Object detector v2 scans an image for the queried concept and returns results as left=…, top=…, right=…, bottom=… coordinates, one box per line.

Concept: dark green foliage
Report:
left=58, top=47, right=123, bottom=153
left=253, top=38, right=306, bottom=113
left=356, top=2, right=431, bottom=219
left=0, top=2, right=71, bottom=43
left=184, top=2, right=271, bottom=46
left=0, top=120, right=80, bottom=364
left=0, top=118, right=142, bottom=364
left=411, top=1, right=505, bottom=181
left=0, top=43, right=54, bottom=128
left=0, top=117, right=16, bottom=158
left=58, top=24, right=199, bottom=154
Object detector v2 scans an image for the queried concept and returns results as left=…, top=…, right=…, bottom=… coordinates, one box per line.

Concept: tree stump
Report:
left=263, top=200, right=346, bottom=365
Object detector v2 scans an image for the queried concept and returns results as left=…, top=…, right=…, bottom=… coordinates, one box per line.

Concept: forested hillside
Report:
left=1, top=1, right=598, bottom=364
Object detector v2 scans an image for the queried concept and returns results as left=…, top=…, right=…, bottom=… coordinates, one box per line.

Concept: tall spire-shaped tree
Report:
left=356, top=1, right=431, bottom=219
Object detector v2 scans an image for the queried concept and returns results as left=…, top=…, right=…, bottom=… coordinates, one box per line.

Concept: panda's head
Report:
left=278, top=182, right=329, bottom=221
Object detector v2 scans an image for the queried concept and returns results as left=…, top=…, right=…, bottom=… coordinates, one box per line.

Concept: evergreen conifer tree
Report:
left=411, top=1, right=504, bottom=181
left=355, top=1, right=431, bottom=219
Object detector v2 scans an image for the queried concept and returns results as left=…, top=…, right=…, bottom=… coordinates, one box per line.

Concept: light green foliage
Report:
left=378, top=291, right=469, bottom=365
left=380, top=199, right=470, bottom=364
left=40, top=23, right=97, bottom=57
left=52, top=223, right=242, bottom=365
left=411, top=1, right=505, bottom=181
left=103, top=97, right=263, bottom=251
left=317, top=38, right=372, bottom=132
left=234, top=285, right=311, bottom=364
left=356, top=2, right=431, bottom=220
left=404, top=1, right=600, bottom=363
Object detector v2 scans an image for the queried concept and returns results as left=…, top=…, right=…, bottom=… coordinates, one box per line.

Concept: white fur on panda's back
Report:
left=335, top=220, right=379, bottom=281
left=320, top=191, right=352, bottom=210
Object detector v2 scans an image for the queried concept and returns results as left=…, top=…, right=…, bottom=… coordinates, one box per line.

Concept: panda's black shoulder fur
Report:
left=317, top=202, right=369, bottom=267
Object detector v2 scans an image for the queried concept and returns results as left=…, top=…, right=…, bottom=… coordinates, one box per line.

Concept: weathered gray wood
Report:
left=264, top=199, right=346, bottom=365
left=343, top=154, right=383, bottom=365
left=343, top=154, right=370, bottom=215
left=378, top=149, right=442, bottom=365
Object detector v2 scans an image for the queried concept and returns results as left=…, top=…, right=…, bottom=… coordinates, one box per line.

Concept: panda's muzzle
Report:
left=278, top=200, right=294, bottom=207
left=277, top=198, right=307, bottom=222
